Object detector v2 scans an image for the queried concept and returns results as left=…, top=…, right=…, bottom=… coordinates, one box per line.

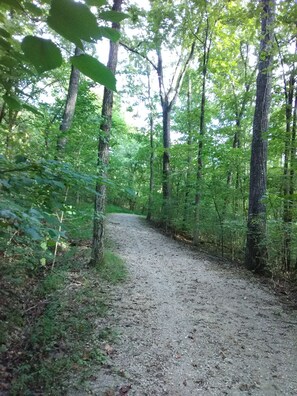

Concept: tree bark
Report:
left=245, top=0, right=275, bottom=272
left=56, top=46, right=82, bottom=155
left=161, top=99, right=171, bottom=222
left=146, top=67, right=155, bottom=221
left=183, top=75, right=193, bottom=227
left=193, top=19, right=210, bottom=245
left=283, top=70, right=295, bottom=271
left=0, top=102, right=5, bottom=124
left=90, top=0, right=122, bottom=266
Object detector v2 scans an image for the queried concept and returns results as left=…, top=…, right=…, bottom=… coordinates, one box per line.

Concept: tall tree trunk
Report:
left=283, top=71, right=295, bottom=271
left=156, top=48, right=172, bottom=224
left=161, top=99, right=171, bottom=224
left=245, top=0, right=275, bottom=272
left=290, top=86, right=297, bottom=269
left=56, top=46, right=82, bottom=156
left=0, top=102, right=5, bottom=124
left=183, top=76, right=193, bottom=228
left=146, top=67, right=155, bottom=221
left=90, top=0, right=122, bottom=266
left=193, top=19, right=210, bottom=245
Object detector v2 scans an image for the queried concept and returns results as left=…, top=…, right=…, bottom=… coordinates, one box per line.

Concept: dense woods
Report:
left=0, top=0, right=297, bottom=392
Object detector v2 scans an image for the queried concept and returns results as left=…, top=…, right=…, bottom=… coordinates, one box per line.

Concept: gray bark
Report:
left=146, top=67, right=155, bottom=221
left=57, top=46, right=82, bottom=154
left=90, top=0, right=122, bottom=266
left=245, top=0, right=275, bottom=272
left=193, top=19, right=210, bottom=245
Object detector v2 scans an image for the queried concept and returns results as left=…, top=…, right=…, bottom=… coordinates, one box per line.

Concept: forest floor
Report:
left=75, top=213, right=297, bottom=396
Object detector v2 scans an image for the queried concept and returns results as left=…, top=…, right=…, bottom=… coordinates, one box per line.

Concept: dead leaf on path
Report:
left=104, top=344, right=114, bottom=355
left=119, top=384, right=132, bottom=395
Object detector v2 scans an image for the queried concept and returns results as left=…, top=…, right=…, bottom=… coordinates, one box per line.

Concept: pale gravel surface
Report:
left=87, top=214, right=297, bottom=396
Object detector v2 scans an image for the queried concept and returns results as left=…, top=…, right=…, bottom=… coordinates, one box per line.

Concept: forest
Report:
left=0, top=0, right=297, bottom=393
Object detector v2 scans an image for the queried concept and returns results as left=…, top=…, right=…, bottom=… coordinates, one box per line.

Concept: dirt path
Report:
left=90, top=214, right=297, bottom=395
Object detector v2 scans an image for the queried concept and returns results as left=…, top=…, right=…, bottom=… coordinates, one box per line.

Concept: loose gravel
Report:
left=87, top=214, right=297, bottom=396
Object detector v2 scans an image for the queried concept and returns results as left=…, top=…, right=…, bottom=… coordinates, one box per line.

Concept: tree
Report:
left=121, top=1, right=196, bottom=226
left=57, top=47, right=83, bottom=155
left=193, top=10, right=212, bottom=245
left=90, top=0, right=123, bottom=266
left=245, top=0, right=275, bottom=272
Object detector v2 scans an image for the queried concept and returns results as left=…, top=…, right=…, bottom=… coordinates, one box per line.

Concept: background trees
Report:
left=1, top=0, right=296, bottom=288
left=115, top=0, right=296, bottom=274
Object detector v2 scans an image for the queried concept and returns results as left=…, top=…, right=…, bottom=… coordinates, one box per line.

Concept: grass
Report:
left=106, top=204, right=134, bottom=214
left=99, top=250, right=128, bottom=284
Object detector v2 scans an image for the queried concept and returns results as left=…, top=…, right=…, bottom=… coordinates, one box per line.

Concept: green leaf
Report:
left=97, top=27, right=120, bottom=42
left=0, top=55, right=18, bottom=68
left=0, top=28, right=10, bottom=38
left=25, top=226, right=42, bottom=240
left=99, top=10, right=129, bottom=23
left=24, top=2, right=43, bottom=16
left=0, top=0, right=23, bottom=11
left=40, top=257, right=46, bottom=266
left=3, top=94, right=21, bottom=111
left=85, top=0, right=107, bottom=6
left=0, top=37, right=11, bottom=51
left=22, top=103, right=43, bottom=116
left=47, top=0, right=99, bottom=48
left=71, top=54, right=116, bottom=91
left=21, top=36, right=62, bottom=73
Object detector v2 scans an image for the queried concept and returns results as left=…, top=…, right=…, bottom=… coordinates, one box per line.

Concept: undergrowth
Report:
left=8, top=247, right=126, bottom=395
left=1, top=202, right=127, bottom=395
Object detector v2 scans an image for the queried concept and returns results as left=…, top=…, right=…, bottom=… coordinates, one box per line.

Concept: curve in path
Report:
left=91, top=214, right=297, bottom=396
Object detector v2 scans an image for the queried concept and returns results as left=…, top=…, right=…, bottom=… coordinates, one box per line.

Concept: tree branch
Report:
left=120, top=41, right=158, bottom=71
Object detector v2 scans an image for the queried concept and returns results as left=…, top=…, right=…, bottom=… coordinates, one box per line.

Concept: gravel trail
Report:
left=90, top=214, right=297, bottom=396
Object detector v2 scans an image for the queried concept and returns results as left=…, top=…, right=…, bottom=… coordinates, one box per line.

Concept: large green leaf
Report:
left=23, top=103, right=43, bottom=116
left=0, top=0, right=23, bottom=11
left=99, top=10, right=129, bottom=23
left=0, top=55, right=18, bottom=68
left=21, top=36, right=62, bottom=73
left=71, top=54, right=116, bottom=91
left=3, top=93, right=43, bottom=116
left=47, top=0, right=99, bottom=48
left=85, top=0, right=107, bottom=6
left=24, top=2, right=43, bottom=16
left=0, top=37, right=11, bottom=51
left=3, top=94, right=21, bottom=111
left=97, top=27, right=121, bottom=42
left=0, top=28, right=10, bottom=38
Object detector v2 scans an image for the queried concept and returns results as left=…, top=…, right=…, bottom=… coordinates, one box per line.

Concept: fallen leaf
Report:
left=104, top=344, right=114, bottom=355
left=119, top=384, right=132, bottom=395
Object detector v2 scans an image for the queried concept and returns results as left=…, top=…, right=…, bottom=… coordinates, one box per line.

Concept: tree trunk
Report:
left=283, top=71, right=295, bottom=271
left=90, top=0, right=122, bottom=266
left=291, top=86, right=297, bottom=269
left=0, top=102, right=5, bottom=124
left=56, top=46, right=82, bottom=155
left=193, top=20, right=210, bottom=245
left=147, top=67, right=154, bottom=221
left=183, top=76, right=193, bottom=228
left=161, top=100, right=171, bottom=224
left=245, top=0, right=275, bottom=272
